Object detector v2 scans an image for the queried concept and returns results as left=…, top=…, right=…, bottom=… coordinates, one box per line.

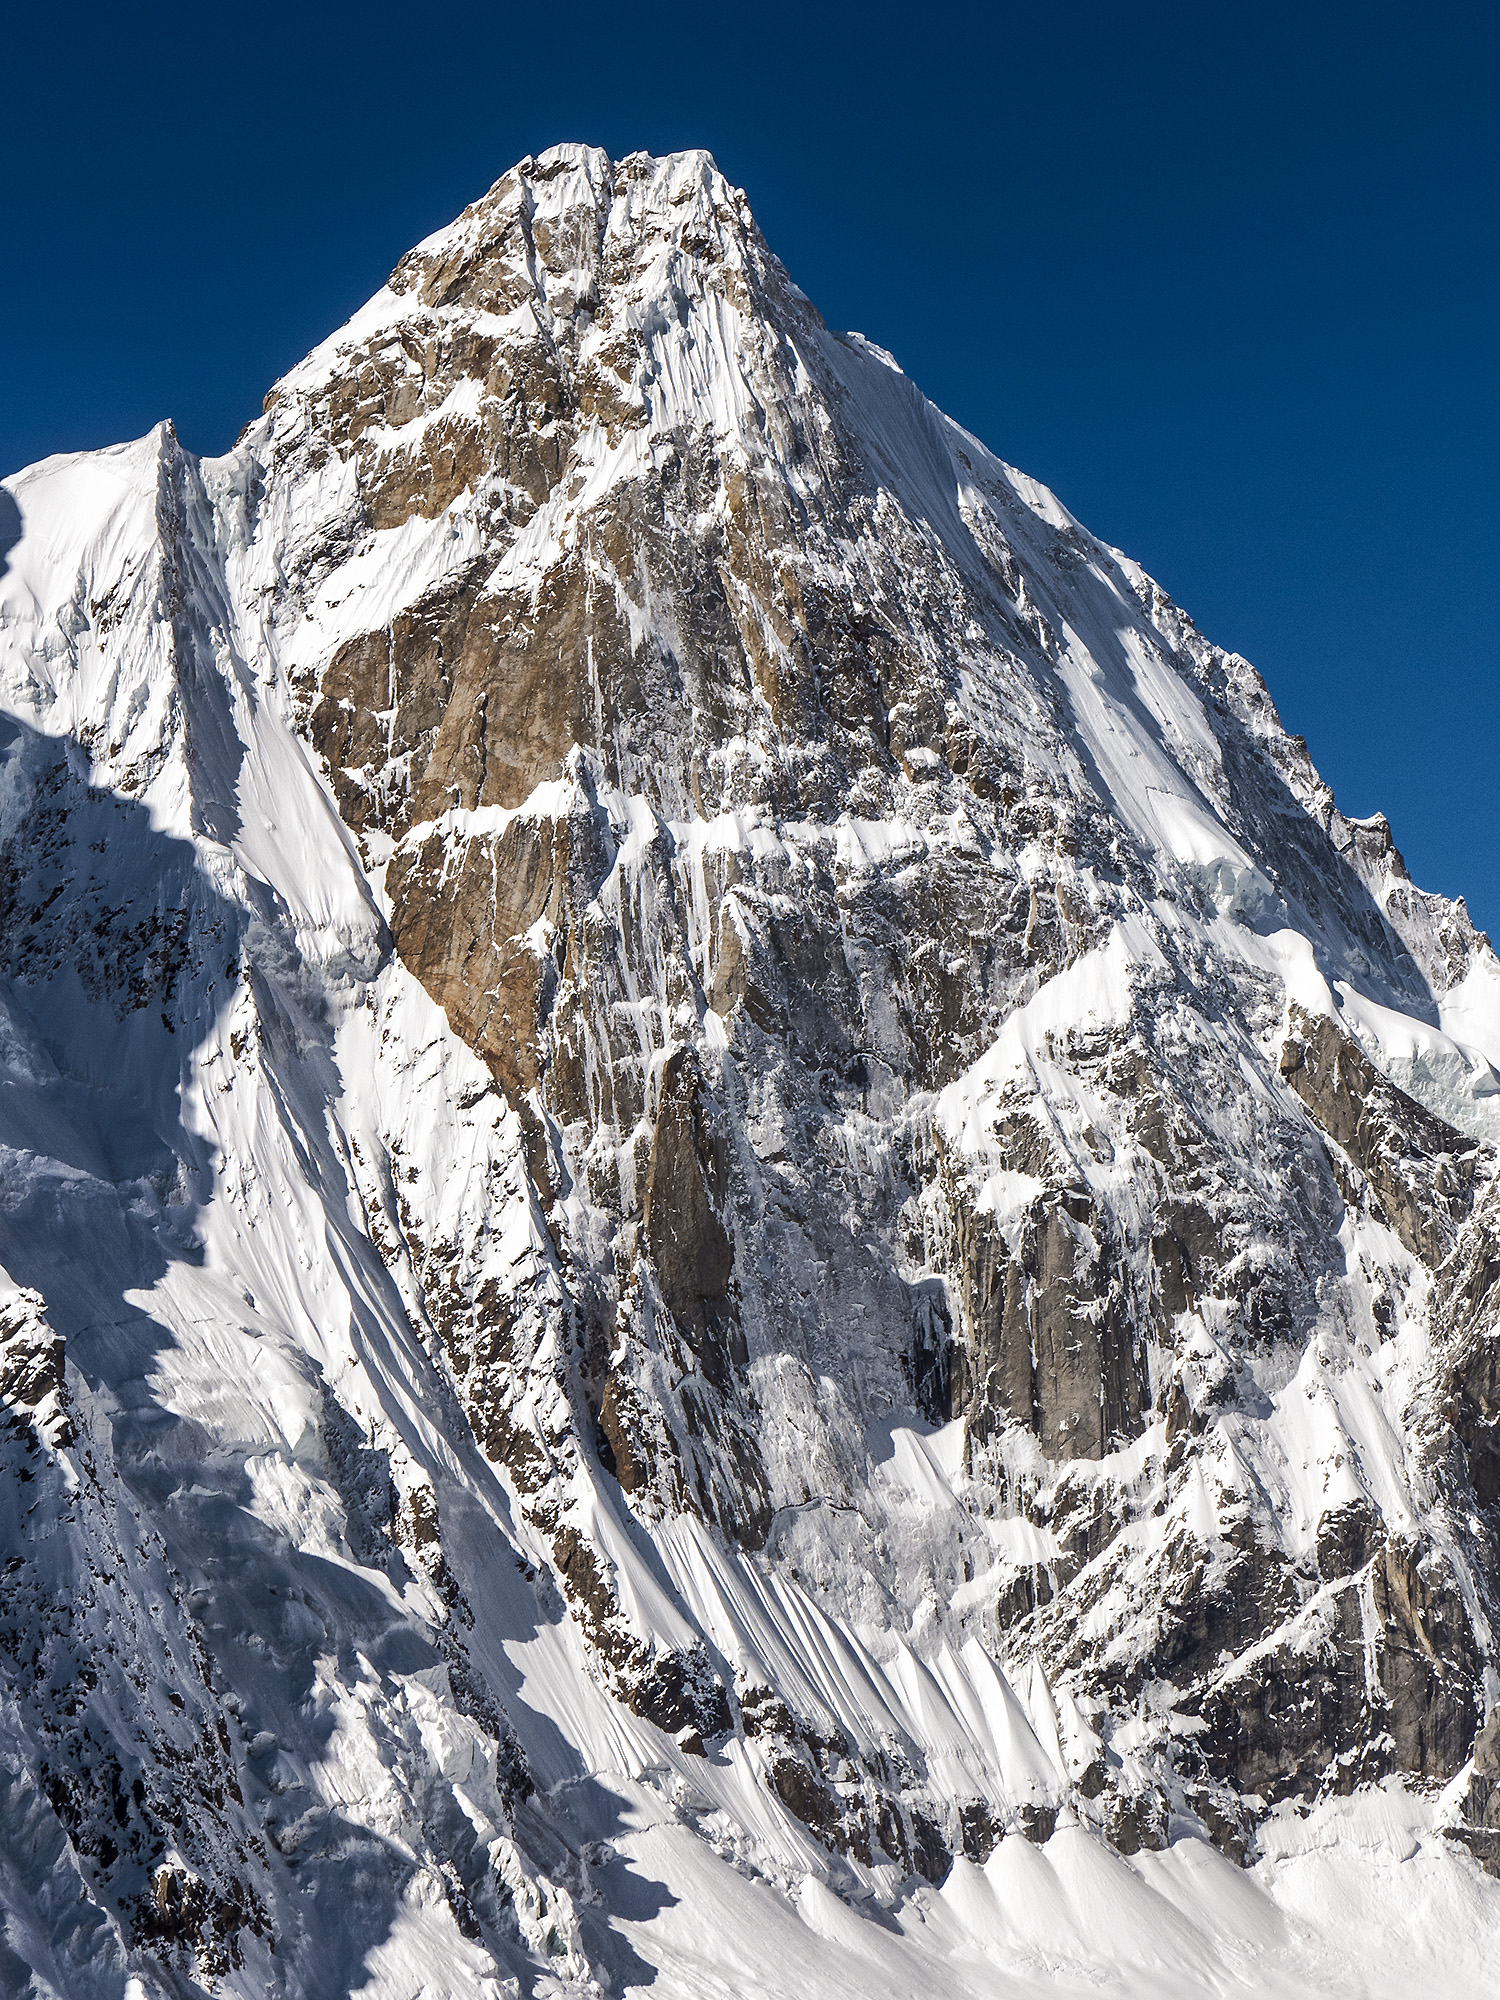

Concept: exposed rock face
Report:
left=385, top=776, right=614, bottom=1113
left=1439, top=1179, right=1500, bottom=1508
left=1196, top=1535, right=1480, bottom=1802
left=1280, top=1003, right=1479, bottom=1261
left=0, top=1284, right=72, bottom=1448
left=2, top=142, right=1500, bottom=1994
left=1451, top=1709, right=1500, bottom=1874
left=939, top=1150, right=1145, bottom=1461
left=641, top=1046, right=741, bottom=1378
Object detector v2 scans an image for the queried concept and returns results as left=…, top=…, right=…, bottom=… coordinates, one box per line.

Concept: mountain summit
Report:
left=1, top=144, right=1497, bottom=1996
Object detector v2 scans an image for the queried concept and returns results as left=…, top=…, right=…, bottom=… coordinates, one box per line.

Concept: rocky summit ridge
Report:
left=1, top=143, right=1499, bottom=1997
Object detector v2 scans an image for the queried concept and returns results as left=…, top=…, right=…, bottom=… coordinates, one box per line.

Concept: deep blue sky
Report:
left=6, top=3, right=1496, bottom=935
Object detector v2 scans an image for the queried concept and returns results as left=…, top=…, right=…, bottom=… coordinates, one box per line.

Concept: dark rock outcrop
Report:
left=643, top=1047, right=740, bottom=1381
left=938, top=1138, right=1145, bottom=1462
left=1281, top=1005, right=1480, bottom=1263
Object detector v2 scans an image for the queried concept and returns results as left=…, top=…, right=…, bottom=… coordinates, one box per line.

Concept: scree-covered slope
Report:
left=1, top=144, right=1499, bottom=1998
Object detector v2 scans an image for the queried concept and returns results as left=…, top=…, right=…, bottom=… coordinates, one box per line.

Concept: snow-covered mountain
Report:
left=2, top=144, right=1498, bottom=1998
